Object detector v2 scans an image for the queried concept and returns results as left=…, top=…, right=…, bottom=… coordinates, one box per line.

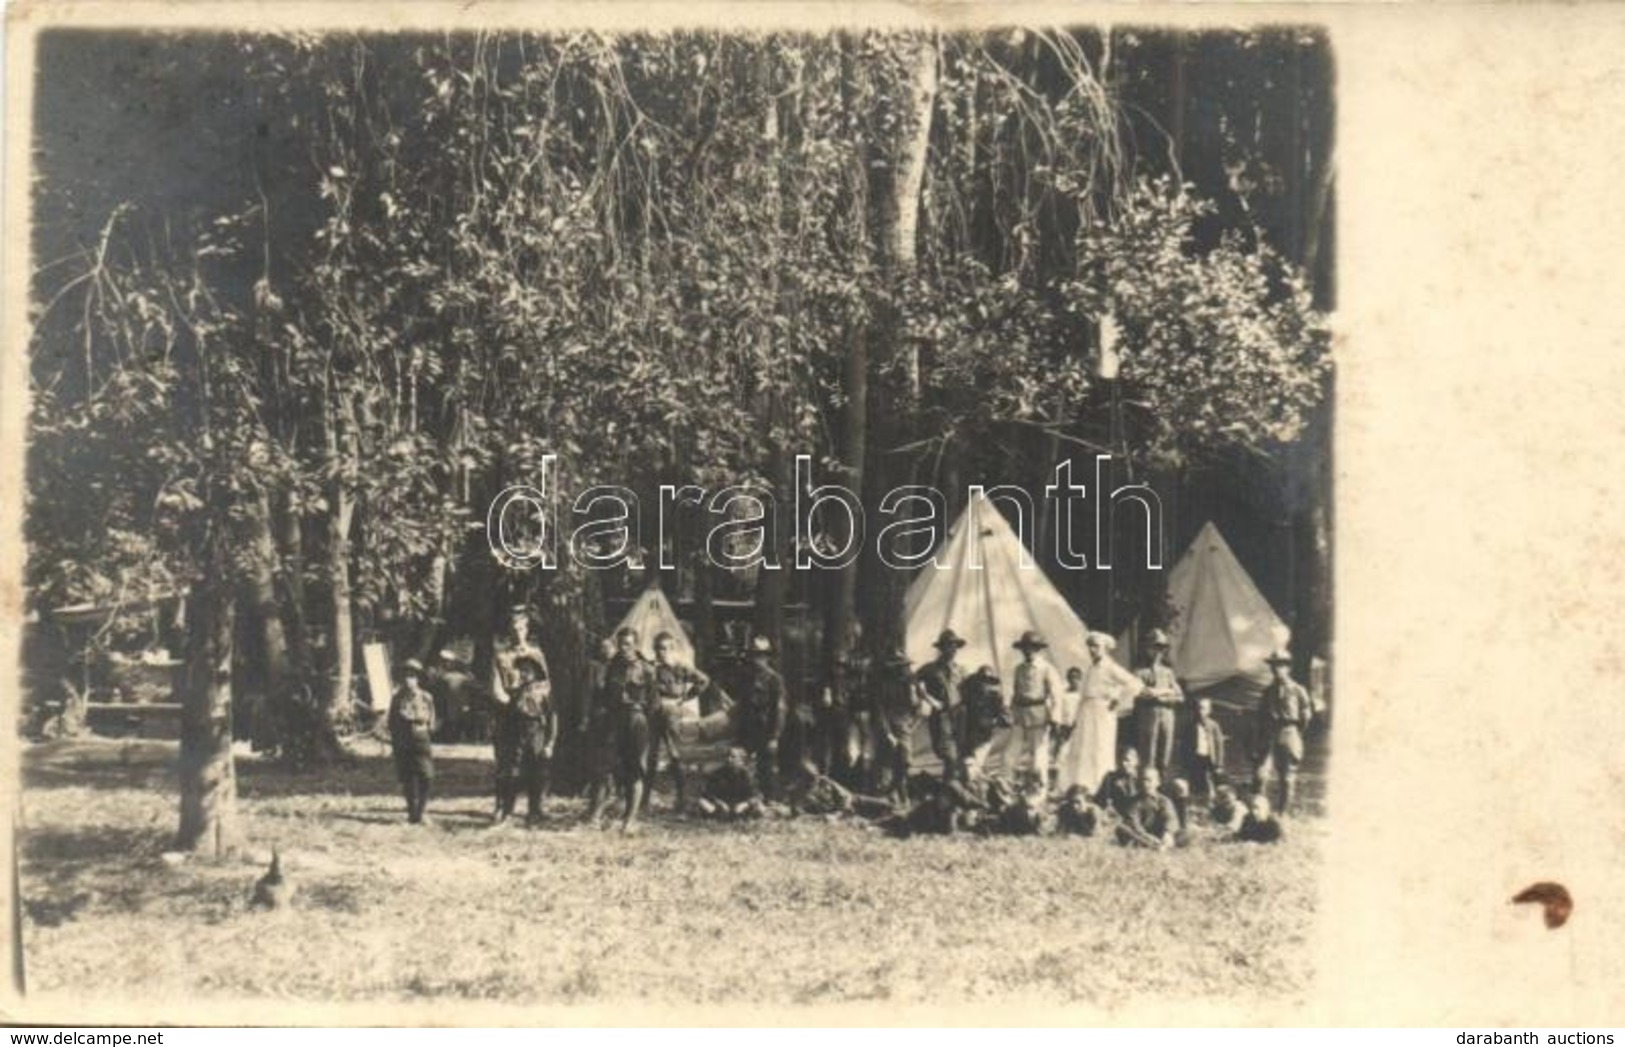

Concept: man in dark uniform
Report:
left=509, top=653, right=558, bottom=826
left=600, top=626, right=657, bottom=834
left=812, top=651, right=865, bottom=786
left=915, top=629, right=968, bottom=783
left=647, top=630, right=717, bottom=814
left=870, top=647, right=921, bottom=805
left=960, top=665, right=1008, bottom=779
left=733, top=635, right=787, bottom=802
left=388, top=659, right=436, bottom=825
left=1253, top=648, right=1313, bottom=816
left=491, top=603, right=547, bottom=825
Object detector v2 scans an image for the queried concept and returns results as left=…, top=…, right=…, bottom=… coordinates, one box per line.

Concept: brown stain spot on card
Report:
left=1511, top=881, right=1573, bottom=929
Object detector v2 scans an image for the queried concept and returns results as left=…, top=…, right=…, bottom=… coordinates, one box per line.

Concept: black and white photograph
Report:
left=13, top=11, right=1339, bottom=1019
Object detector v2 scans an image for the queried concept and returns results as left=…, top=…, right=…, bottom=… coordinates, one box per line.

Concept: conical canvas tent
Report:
left=1166, top=522, right=1291, bottom=696
left=902, top=492, right=1094, bottom=769
left=614, top=586, right=695, bottom=666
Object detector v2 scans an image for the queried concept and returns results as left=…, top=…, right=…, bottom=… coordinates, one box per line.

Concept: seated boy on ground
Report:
left=1233, top=792, right=1285, bottom=845
left=695, top=747, right=765, bottom=821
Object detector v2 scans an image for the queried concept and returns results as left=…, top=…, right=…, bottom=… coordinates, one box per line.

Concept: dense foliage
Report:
left=28, top=30, right=1332, bottom=792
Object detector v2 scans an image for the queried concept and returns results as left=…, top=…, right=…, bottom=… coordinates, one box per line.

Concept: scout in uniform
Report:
left=509, top=653, right=558, bottom=826
left=1253, top=648, right=1313, bottom=816
left=1115, top=765, right=1179, bottom=849
left=647, top=630, right=717, bottom=813
left=814, top=650, right=866, bottom=786
left=915, top=629, right=968, bottom=783
left=1133, top=629, right=1183, bottom=776
left=602, top=626, right=658, bottom=834
left=870, top=647, right=922, bottom=805
left=491, top=603, right=547, bottom=825
left=1007, top=631, right=1066, bottom=790
left=734, top=635, right=787, bottom=802
left=388, top=659, right=436, bottom=824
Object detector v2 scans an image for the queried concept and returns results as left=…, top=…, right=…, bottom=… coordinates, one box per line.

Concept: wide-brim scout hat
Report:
left=1085, top=631, right=1117, bottom=651
left=750, top=635, right=774, bottom=655
left=401, top=658, right=424, bottom=676
left=1145, top=628, right=1171, bottom=649
left=883, top=647, right=911, bottom=666
left=1265, top=648, right=1293, bottom=666
left=933, top=629, right=968, bottom=651
left=1012, top=630, right=1048, bottom=652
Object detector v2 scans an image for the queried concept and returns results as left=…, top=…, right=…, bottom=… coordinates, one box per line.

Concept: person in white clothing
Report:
left=1006, top=631, right=1067, bottom=789
left=1056, top=632, right=1144, bottom=796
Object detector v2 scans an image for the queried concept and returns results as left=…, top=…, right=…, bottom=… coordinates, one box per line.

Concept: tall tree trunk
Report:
left=176, top=573, right=240, bottom=857
left=326, top=390, right=359, bottom=731
left=241, top=489, right=294, bottom=742
left=752, top=43, right=790, bottom=663
left=859, top=33, right=937, bottom=653
left=276, top=495, right=312, bottom=677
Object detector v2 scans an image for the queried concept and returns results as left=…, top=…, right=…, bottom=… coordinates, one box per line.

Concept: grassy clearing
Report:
left=19, top=737, right=1321, bottom=1009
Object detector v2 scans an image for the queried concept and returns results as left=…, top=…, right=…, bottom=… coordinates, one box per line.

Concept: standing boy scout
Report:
left=734, top=635, right=787, bottom=802
left=580, top=637, right=619, bottom=828
left=602, top=627, right=658, bottom=834
left=915, top=629, right=968, bottom=783
left=1188, top=696, right=1227, bottom=798
left=491, top=603, right=547, bottom=825
left=648, top=631, right=716, bottom=814
left=1133, top=629, right=1183, bottom=775
left=871, top=647, right=921, bottom=805
left=1008, top=631, right=1066, bottom=790
left=814, top=650, right=865, bottom=785
left=509, top=653, right=558, bottom=827
left=388, top=659, right=436, bottom=825
left=1253, top=648, right=1313, bottom=816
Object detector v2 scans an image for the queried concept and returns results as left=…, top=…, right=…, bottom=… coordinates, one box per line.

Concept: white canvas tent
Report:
left=614, top=585, right=695, bottom=666
left=902, top=492, right=1096, bottom=769
left=1165, top=522, right=1291, bottom=696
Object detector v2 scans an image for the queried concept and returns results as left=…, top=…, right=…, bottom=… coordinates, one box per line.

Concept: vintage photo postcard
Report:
left=3, top=1, right=1623, bottom=1028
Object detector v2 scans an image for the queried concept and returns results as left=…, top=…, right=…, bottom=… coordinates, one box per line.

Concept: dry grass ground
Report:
left=18, top=737, right=1324, bottom=1011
